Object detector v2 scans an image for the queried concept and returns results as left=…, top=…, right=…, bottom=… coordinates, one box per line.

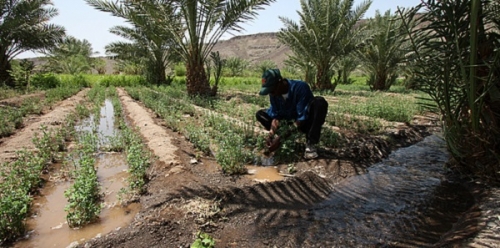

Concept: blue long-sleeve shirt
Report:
left=266, top=79, right=314, bottom=122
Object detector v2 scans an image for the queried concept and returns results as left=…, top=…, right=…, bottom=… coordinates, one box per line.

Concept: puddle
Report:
left=97, top=99, right=115, bottom=146
left=14, top=99, right=140, bottom=248
left=15, top=154, right=140, bottom=248
left=247, top=165, right=284, bottom=182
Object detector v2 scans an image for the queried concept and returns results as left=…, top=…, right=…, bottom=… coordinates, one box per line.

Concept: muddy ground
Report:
left=2, top=88, right=499, bottom=247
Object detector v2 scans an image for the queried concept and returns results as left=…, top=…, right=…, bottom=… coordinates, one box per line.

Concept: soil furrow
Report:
left=117, top=88, right=180, bottom=167
left=0, top=89, right=88, bottom=164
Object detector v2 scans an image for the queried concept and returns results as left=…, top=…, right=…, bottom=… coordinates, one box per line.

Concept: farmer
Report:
left=256, top=68, right=328, bottom=159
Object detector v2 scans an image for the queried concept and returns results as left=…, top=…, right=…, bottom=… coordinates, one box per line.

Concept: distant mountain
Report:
left=213, top=32, right=290, bottom=67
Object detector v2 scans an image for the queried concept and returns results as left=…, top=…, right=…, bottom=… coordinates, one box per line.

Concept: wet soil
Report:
left=77, top=88, right=499, bottom=248
left=2, top=88, right=499, bottom=247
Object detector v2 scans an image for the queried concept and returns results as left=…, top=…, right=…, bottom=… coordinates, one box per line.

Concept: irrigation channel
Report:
left=14, top=99, right=140, bottom=248
left=303, top=134, right=473, bottom=246
left=216, top=134, right=475, bottom=247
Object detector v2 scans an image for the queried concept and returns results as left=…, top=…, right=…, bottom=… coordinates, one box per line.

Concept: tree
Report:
left=255, top=60, right=277, bottom=75
left=358, top=10, right=408, bottom=91
left=333, top=55, right=359, bottom=85
left=141, top=0, right=276, bottom=96
left=86, top=0, right=180, bottom=86
left=0, top=0, right=65, bottom=87
left=44, top=36, right=97, bottom=74
left=225, top=57, right=248, bottom=77
left=400, top=0, right=500, bottom=183
left=93, top=58, right=107, bottom=75
left=9, top=59, right=35, bottom=90
left=278, top=0, right=371, bottom=91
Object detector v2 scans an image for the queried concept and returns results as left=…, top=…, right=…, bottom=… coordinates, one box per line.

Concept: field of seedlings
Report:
left=0, top=78, right=496, bottom=247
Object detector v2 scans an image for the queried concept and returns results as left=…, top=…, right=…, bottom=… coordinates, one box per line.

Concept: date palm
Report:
left=401, top=0, right=500, bottom=182
left=278, top=0, right=371, bottom=91
left=0, top=0, right=65, bottom=87
left=141, top=0, right=276, bottom=96
left=358, top=10, right=409, bottom=91
left=85, top=0, right=179, bottom=86
left=44, top=36, right=97, bottom=74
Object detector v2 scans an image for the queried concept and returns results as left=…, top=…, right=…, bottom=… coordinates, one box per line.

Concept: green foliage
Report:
left=401, top=0, right=500, bottom=182
left=278, top=0, right=371, bottom=90
left=175, top=63, right=187, bottom=77
left=273, top=124, right=304, bottom=163
left=86, top=0, right=178, bottom=86
left=120, top=125, right=151, bottom=193
left=185, top=124, right=212, bottom=155
left=333, top=55, right=359, bottom=85
left=225, top=57, right=249, bottom=77
left=0, top=0, right=65, bottom=87
left=254, top=60, right=277, bottom=74
left=191, top=231, right=215, bottom=248
left=31, top=73, right=61, bottom=89
left=8, top=59, right=35, bottom=91
left=43, top=36, right=97, bottom=75
left=206, top=51, right=225, bottom=91
left=98, top=75, right=147, bottom=87
left=358, top=10, right=409, bottom=91
left=117, top=0, right=277, bottom=96
left=64, top=132, right=101, bottom=228
left=0, top=187, right=31, bottom=243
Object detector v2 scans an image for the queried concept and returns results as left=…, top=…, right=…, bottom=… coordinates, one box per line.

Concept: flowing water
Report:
left=15, top=100, right=140, bottom=248
left=302, top=135, right=474, bottom=246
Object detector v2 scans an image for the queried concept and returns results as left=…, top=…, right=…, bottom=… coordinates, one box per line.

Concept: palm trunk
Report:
left=0, top=54, right=14, bottom=88
left=316, top=64, right=335, bottom=91
left=186, top=58, right=211, bottom=96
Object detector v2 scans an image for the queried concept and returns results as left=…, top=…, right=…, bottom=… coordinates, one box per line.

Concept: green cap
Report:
left=259, top=69, right=281, bottom=95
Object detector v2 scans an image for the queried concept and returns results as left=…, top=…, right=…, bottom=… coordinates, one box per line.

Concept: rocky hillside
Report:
left=213, top=32, right=290, bottom=67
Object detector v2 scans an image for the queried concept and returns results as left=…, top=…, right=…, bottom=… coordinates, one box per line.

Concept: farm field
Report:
left=1, top=83, right=499, bottom=248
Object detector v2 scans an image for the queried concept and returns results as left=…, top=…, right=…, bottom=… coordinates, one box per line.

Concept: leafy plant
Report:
left=278, top=0, right=371, bottom=90
left=399, top=0, right=500, bottom=182
left=191, top=231, right=215, bottom=248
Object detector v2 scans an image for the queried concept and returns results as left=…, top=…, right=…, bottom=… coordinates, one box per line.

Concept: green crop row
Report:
left=0, top=84, right=82, bottom=138
left=0, top=126, right=67, bottom=243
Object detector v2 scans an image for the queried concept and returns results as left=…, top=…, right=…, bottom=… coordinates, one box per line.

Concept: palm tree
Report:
left=140, top=0, right=276, bottom=96
left=278, top=0, right=371, bottom=91
left=44, top=36, right=97, bottom=74
left=0, top=0, right=65, bottom=87
left=400, top=0, right=500, bottom=182
left=85, top=0, right=179, bottom=86
left=225, top=57, right=249, bottom=77
left=357, top=10, right=408, bottom=91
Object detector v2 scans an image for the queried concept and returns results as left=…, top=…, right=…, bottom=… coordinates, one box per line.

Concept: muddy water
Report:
left=302, top=135, right=474, bottom=247
left=247, top=165, right=284, bottom=182
left=15, top=100, right=140, bottom=248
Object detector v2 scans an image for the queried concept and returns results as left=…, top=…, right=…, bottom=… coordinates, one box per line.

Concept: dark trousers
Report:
left=256, top=96, right=328, bottom=145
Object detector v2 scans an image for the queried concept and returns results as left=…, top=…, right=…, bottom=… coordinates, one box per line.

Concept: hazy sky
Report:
left=18, top=0, right=422, bottom=59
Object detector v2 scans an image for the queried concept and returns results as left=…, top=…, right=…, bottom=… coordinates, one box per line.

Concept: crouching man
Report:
left=256, top=69, right=328, bottom=159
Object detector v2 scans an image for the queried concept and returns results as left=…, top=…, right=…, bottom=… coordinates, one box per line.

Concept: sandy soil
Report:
left=0, top=90, right=88, bottom=164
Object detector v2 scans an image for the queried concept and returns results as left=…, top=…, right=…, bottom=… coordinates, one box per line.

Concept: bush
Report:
left=174, top=63, right=186, bottom=77
left=31, top=73, right=60, bottom=89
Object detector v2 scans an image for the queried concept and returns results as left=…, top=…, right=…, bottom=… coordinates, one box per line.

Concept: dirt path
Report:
left=117, top=88, right=179, bottom=167
left=0, top=89, right=88, bottom=164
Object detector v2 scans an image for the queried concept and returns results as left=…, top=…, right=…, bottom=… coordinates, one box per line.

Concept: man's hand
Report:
left=266, top=135, right=281, bottom=152
left=270, top=119, right=280, bottom=136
